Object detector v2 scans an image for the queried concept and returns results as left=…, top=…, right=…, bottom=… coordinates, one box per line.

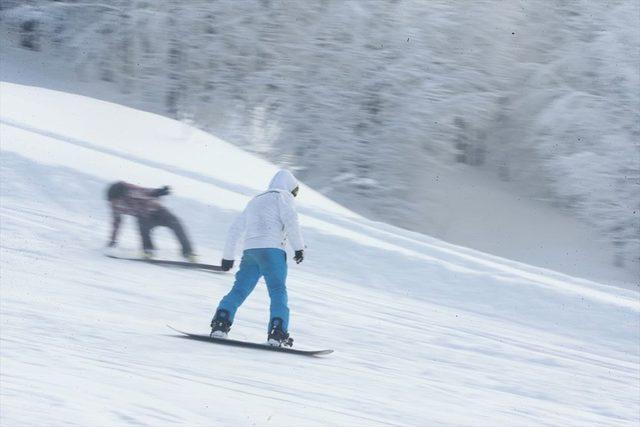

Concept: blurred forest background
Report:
left=1, top=0, right=638, bottom=275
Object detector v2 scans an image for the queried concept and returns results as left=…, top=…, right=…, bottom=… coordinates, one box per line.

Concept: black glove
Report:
left=150, top=185, right=171, bottom=197
left=294, top=250, right=304, bottom=264
left=221, top=259, right=234, bottom=271
left=107, top=240, right=117, bottom=248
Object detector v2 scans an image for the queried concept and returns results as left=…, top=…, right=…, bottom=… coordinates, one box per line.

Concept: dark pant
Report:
left=138, top=208, right=193, bottom=256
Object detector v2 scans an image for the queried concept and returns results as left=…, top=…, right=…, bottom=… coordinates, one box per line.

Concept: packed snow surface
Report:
left=1, top=82, right=638, bottom=426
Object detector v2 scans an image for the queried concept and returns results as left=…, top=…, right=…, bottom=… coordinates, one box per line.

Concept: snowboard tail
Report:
left=107, top=255, right=224, bottom=272
left=167, top=326, right=333, bottom=357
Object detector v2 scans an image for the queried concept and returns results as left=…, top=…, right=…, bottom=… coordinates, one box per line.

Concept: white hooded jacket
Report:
left=222, top=170, right=305, bottom=260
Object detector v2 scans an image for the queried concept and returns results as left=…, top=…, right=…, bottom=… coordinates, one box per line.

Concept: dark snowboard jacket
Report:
left=109, top=183, right=165, bottom=243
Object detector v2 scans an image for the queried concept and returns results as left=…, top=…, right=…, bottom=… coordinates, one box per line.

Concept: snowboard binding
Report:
left=210, top=309, right=232, bottom=338
left=267, top=318, right=293, bottom=347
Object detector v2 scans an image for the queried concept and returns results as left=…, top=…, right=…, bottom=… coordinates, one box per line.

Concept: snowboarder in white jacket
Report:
left=210, top=170, right=305, bottom=347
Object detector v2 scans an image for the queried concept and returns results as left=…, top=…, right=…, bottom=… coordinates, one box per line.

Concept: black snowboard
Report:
left=167, top=326, right=333, bottom=357
left=107, top=255, right=224, bottom=272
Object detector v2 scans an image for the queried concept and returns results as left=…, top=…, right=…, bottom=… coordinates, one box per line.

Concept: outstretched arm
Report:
left=109, top=204, right=122, bottom=246
left=149, top=185, right=171, bottom=197
left=124, top=183, right=170, bottom=198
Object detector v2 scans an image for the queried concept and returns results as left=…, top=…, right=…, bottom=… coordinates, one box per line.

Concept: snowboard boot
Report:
left=267, top=317, right=293, bottom=347
left=210, top=309, right=232, bottom=338
left=183, top=252, right=198, bottom=263
left=142, top=249, right=155, bottom=260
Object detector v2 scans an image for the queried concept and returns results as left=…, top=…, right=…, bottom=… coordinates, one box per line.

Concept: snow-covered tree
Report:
left=1, top=0, right=637, bottom=269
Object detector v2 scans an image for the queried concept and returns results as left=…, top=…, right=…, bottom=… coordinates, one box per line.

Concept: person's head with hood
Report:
left=268, top=170, right=300, bottom=197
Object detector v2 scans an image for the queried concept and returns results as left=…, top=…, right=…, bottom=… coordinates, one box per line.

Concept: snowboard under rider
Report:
left=106, top=181, right=196, bottom=261
left=210, top=170, right=305, bottom=347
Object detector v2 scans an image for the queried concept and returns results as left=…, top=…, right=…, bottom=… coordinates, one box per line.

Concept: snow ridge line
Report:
left=0, top=117, right=259, bottom=197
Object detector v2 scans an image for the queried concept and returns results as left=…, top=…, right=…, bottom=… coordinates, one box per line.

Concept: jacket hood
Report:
left=268, top=170, right=299, bottom=192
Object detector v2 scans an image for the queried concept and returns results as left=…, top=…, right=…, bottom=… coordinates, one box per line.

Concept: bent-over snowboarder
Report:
left=106, top=181, right=196, bottom=261
left=210, top=170, right=305, bottom=347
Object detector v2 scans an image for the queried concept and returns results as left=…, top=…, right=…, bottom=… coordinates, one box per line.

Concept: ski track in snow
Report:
left=1, top=83, right=639, bottom=426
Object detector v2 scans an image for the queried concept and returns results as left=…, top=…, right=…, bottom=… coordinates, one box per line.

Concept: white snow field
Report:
left=1, top=82, right=638, bottom=426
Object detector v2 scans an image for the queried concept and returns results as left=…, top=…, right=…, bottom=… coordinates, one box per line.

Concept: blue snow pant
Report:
left=216, top=248, right=289, bottom=332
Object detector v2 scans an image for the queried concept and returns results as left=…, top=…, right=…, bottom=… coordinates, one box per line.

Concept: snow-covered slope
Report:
left=1, top=82, right=638, bottom=426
